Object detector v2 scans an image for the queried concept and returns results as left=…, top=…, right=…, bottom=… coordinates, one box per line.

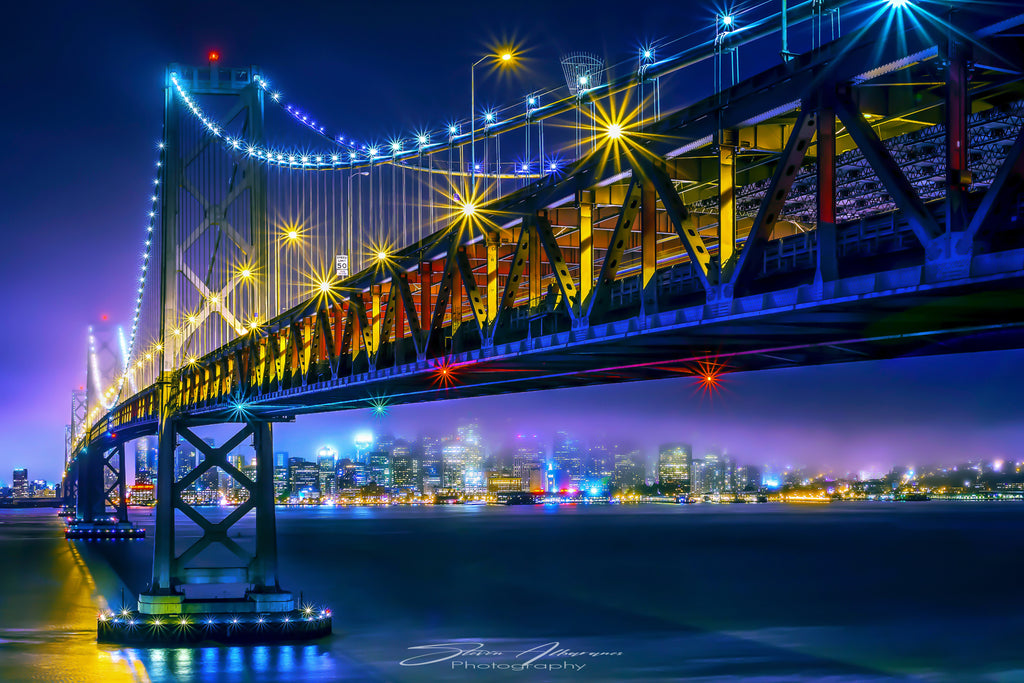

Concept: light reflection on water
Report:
left=3, top=504, right=1024, bottom=682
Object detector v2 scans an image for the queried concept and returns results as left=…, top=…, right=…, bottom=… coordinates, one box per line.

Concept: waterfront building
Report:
left=586, top=443, right=615, bottom=479
left=354, top=432, right=374, bottom=463
left=486, top=471, right=521, bottom=492
left=735, top=464, right=762, bottom=491
left=128, top=483, right=155, bottom=506
left=273, top=465, right=288, bottom=498
left=553, top=431, right=584, bottom=488
left=442, top=442, right=468, bottom=491
left=174, top=444, right=197, bottom=484
left=658, top=443, right=692, bottom=491
left=289, top=458, right=319, bottom=498
left=317, top=446, right=338, bottom=499
left=420, top=436, right=444, bottom=492
left=12, top=468, right=28, bottom=498
left=512, top=435, right=543, bottom=490
left=134, top=436, right=157, bottom=484
left=368, top=450, right=392, bottom=488
left=613, top=445, right=645, bottom=491
left=391, top=440, right=421, bottom=492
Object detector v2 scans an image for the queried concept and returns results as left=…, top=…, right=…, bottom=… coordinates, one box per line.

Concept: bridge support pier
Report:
left=124, top=414, right=329, bottom=644
left=66, top=443, right=142, bottom=540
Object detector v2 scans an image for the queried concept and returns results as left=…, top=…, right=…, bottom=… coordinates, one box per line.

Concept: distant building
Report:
left=128, top=483, right=155, bottom=506
left=735, top=465, right=762, bottom=491
left=134, top=436, right=157, bottom=484
left=613, top=445, right=644, bottom=491
left=512, top=436, right=543, bottom=490
left=367, top=450, right=392, bottom=488
left=553, top=431, right=584, bottom=489
left=442, top=442, right=469, bottom=491
left=289, top=458, right=318, bottom=498
left=487, top=472, right=521, bottom=492
left=691, top=450, right=735, bottom=495
left=175, top=444, right=197, bottom=483
left=391, top=440, right=420, bottom=492
left=317, top=447, right=338, bottom=499
left=273, top=465, right=288, bottom=498
left=12, top=468, right=28, bottom=498
left=658, top=443, right=691, bottom=490
left=587, top=443, right=614, bottom=479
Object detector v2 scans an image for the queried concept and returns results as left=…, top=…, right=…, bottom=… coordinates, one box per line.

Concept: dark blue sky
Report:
left=2, top=0, right=1022, bottom=482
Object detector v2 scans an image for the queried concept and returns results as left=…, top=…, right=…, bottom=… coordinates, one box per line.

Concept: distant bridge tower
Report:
left=86, top=322, right=122, bottom=420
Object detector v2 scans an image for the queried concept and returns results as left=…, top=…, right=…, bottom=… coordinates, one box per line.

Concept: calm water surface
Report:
left=1, top=502, right=1023, bottom=682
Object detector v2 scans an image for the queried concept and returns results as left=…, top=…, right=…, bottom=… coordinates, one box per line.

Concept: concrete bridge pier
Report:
left=65, top=442, right=143, bottom=540
left=116, top=415, right=330, bottom=644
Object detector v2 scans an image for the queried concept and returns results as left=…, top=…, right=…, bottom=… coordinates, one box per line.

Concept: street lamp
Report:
left=471, top=50, right=515, bottom=183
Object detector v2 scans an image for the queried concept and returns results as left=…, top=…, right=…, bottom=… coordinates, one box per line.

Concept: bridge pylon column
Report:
left=138, top=410, right=298, bottom=617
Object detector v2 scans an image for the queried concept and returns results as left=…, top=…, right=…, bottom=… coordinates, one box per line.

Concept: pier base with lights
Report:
left=66, top=520, right=145, bottom=540
left=110, top=415, right=330, bottom=645
left=97, top=604, right=331, bottom=645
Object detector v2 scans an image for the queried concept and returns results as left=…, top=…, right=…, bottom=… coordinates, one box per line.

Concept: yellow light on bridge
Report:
left=375, top=250, right=389, bottom=262
left=172, top=328, right=182, bottom=336
left=460, top=202, right=477, bottom=218
left=501, top=52, right=513, bottom=62
left=240, top=268, right=252, bottom=278
left=318, top=280, right=333, bottom=294
left=286, top=229, right=299, bottom=241
left=605, top=123, right=623, bottom=139
left=186, top=315, right=198, bottom=325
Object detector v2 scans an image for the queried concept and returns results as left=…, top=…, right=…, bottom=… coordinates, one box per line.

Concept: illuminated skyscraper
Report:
left=289, top=459, right=319, bottom=499
left=512, top=435, right=543, bottom=491
left=354, top=432, right=374, bottom=463
left=553, top=431, right=584, bottom=488
left=175, top=444, right=197, bottom=482
left=586, top=443, right=614, bottom=479
left=391, top=440, right=420, bottom=492
left=612, top=445, right=644, bottom=490
left=134, top=436, right=157, bottom=484
left=735, top=465, right=762, bottom=491
left=658, top=443, right=691, bottom=491
left=317, top=446, right=338, bottom=498
left=368, top=451, right=392, bottom=488
left=12, top=468, right=28, bottom=498
left=442, top=442, right=468, bottom=491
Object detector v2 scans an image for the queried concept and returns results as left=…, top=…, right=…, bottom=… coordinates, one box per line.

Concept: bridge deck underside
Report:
left=199, top=261, right=1024, bottom=418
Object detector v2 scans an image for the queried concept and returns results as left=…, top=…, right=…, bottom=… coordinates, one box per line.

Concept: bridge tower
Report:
left=65, top=326, right=139, bottom=538
left=132, top=62, right=317, bottom=634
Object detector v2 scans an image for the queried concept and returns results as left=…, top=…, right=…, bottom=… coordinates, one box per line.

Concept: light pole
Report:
left=347, top=172, right=369, bottom=276
left=471, top=51, right=513, bottom=184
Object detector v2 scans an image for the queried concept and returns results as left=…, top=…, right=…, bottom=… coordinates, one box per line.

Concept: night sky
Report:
left=2, top=0, right=1022, bottom=483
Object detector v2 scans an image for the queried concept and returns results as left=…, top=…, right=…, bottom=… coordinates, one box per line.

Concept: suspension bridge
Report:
left=62, top=0, right=1024, bottom=643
